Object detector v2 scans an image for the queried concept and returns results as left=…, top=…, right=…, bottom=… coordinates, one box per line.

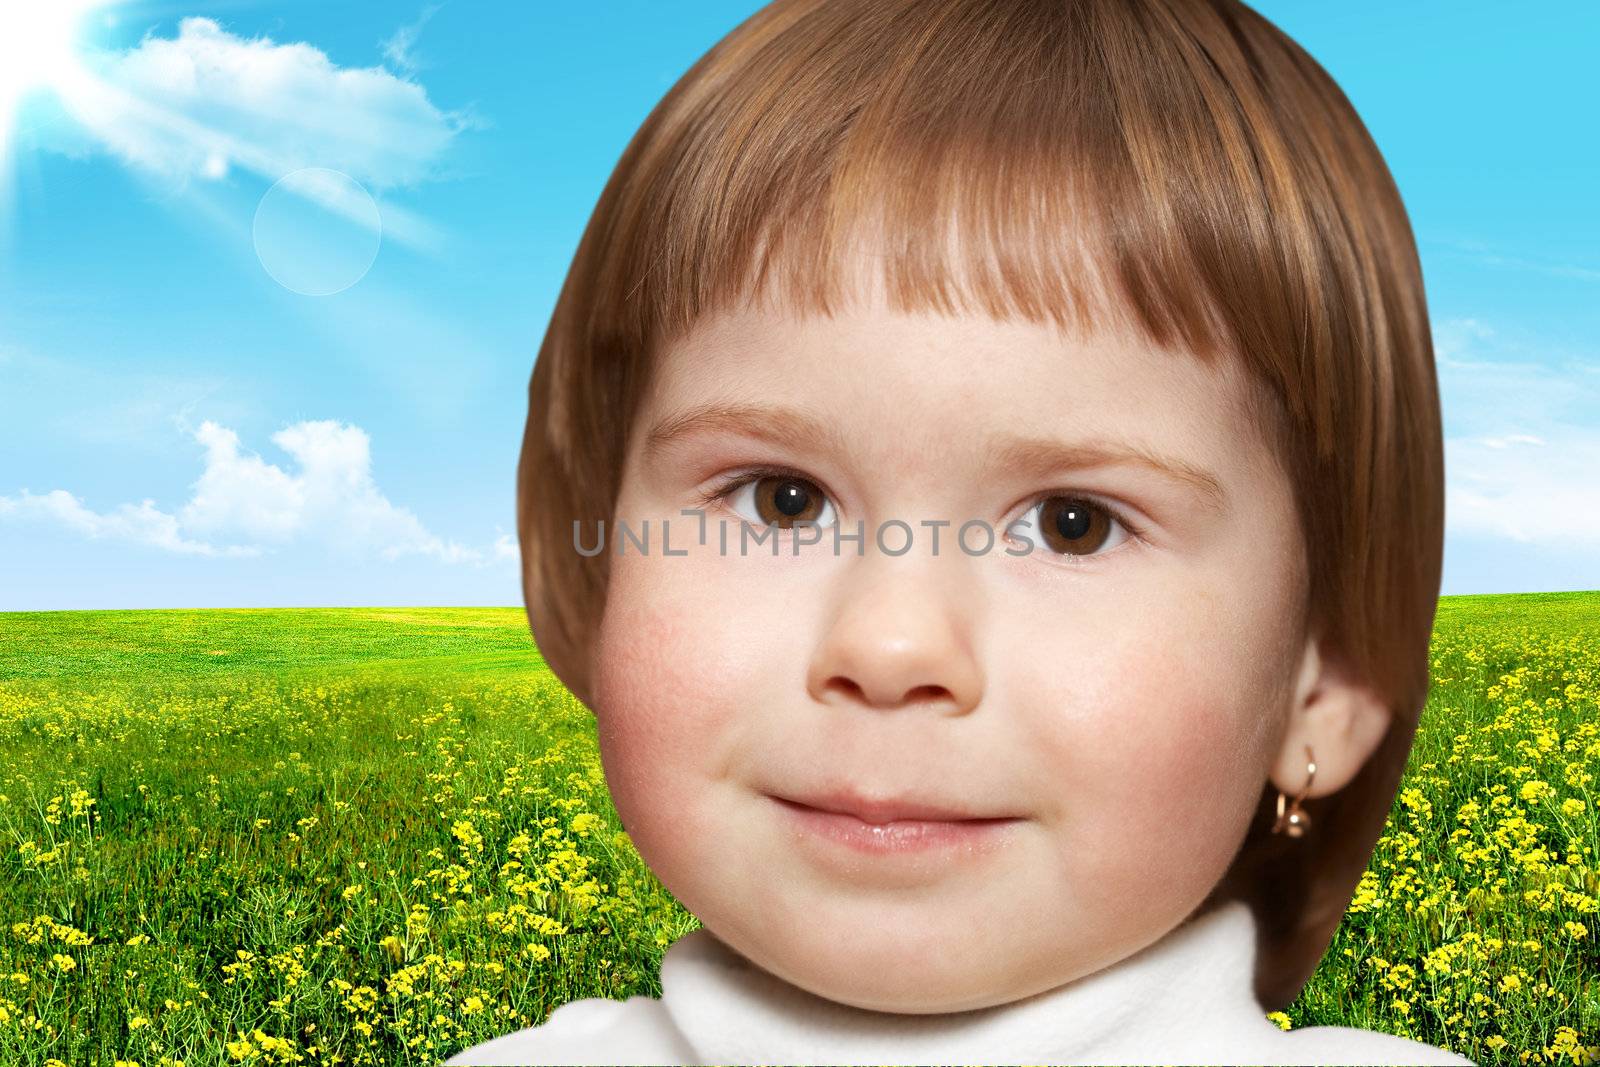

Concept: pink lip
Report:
left=769, top=794, right=1023, bottom=856
left=777, top=788, right=1015, bottom=824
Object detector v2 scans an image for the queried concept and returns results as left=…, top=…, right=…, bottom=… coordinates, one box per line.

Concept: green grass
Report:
left=0, top=597, right=1596, bottom=1066
left=0, top=606, right=687, bottom=1066
left=0, top=607, right=545, bottom=681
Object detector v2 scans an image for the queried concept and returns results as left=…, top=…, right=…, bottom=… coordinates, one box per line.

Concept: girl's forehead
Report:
left=644, top=294, right=1291, bottom=492
left=653, top=306, right=1248, bottom=435
left=656, top=284, right=1246, bottom=403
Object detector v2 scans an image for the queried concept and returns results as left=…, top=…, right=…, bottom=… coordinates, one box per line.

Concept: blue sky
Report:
left=1, top=1, right=1596, bottom=610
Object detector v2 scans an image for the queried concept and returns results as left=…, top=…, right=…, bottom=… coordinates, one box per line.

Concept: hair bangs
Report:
left=612, top=0, right=1287, bottom=383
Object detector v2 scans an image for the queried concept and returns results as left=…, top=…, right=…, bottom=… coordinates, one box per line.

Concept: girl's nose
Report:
left=804, top=552, right=984, bottom=715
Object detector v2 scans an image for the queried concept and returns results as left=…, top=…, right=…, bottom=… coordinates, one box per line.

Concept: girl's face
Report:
left=590, top=279, right=1309, bottom=1013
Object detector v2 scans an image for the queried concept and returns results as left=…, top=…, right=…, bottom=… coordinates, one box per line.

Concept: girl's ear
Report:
left=1270, top=632, right=1393, bottom=801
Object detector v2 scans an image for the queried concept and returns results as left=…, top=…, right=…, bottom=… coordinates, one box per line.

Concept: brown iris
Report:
left=1035, top=496, right=1114, bottom=556
left=750, top=475, right=828, bottom=529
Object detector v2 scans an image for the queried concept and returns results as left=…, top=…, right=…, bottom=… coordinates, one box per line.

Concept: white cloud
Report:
left=0, top=488, right=260, bottom=557
left=2, top=343, right=249, bottom=451
left=381, top=5, right=442, bottom=77
left=1433, top=316, right=1599, bottom=431
left=1445, top=431, right=1600, bottom=549
left=1477, top=433, right=1545, bottom=449
left=1434, top=316, right=1600, bottom=550
left=1, top=418, right=510, bottom=565
left=1433, top=317, right=1498, bottom=363
left=46, top=17, right=479, bottom=193
left=1431, top=239, right=1600, bottom=285
left=179, top=421, right=306, bottom=542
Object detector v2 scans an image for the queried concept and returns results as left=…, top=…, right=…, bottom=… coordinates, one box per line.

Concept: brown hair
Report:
left=516, top=0, right=1443, bottom=1011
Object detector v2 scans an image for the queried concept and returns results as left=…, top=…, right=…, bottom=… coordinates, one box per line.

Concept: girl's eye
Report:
left=1009, top=495, right=1137, bottom=560
left=709, top=470, right=839, bottom=531
left=698, top=473, right=1138, bottom=559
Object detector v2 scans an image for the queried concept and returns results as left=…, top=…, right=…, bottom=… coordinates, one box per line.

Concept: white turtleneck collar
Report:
left=445, top=897, right=1476, bottom=1065
left=658, top=898, right=1281, bottom=1065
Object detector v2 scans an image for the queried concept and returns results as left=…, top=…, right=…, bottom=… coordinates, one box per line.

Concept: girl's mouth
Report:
left=769, top=794, right=1024, bottom=856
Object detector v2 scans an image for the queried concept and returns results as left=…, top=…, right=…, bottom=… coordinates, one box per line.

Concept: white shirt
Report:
left=443, top=899, right=1476, bottom=1066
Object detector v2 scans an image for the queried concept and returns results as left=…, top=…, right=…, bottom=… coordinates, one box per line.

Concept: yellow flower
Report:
left=1519, top=780, right=1555, bottom=803
left=451, top=819, right=483, bottom=850
left=128, top=1016, right=150, bottom=1030
left=252, top=1029, right=293, bottom=1054
left=1499, top=974, right=1522, bottom=992
left=378, top=933, right=405, bottom=965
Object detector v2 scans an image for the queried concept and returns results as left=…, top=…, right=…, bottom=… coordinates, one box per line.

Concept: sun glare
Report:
left=0, top=0, right=110, bottom=158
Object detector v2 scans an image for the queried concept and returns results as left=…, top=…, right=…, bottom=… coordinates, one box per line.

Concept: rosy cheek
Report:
left=1102, top=652, right=1260, bottom=885
left=595, top=594, right=681, bottom=775
left=1016, top=629, right=1246, bottom=890
left=590, top=567, right=734, bottom=858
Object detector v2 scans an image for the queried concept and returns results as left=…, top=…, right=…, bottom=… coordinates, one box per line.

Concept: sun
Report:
left=0, top=0, right=114, bottom=158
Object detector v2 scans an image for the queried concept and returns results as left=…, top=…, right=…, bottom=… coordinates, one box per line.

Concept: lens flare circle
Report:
left=252, top=167, right=382, bottom=297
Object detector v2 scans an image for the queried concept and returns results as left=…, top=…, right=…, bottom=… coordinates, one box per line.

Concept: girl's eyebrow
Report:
left=989, top=435, right=1230, bottom=516
left=645, top=400, right=851, bottom=459
left=643, top=400, right=1229, bottom=515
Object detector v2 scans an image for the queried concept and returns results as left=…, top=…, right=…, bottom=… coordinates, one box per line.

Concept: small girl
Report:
left=448, top=0, right=1475, bottom=1063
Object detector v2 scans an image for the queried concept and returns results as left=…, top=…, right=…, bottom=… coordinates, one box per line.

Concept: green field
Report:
left=0, top=597, right=1595, bottom=1065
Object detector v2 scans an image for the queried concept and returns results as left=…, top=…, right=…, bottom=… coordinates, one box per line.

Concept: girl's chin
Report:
left=750, top=914, right=1004, bottom=973
left=755, top=948, right=1015, bottom=1014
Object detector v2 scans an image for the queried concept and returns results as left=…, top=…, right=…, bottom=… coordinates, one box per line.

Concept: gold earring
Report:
left=1271, top=744, right=1316, bottom=838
